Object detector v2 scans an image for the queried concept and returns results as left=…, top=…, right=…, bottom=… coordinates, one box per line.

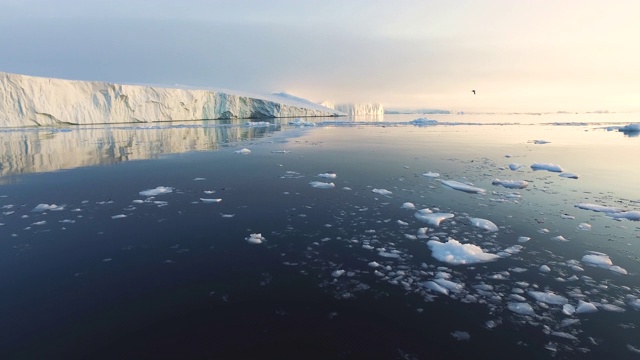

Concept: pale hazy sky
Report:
left=1, top=0, right=639, bottom=112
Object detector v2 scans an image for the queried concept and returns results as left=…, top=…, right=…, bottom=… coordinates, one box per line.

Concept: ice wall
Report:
left=0, top=72, right=343, bottom=127
left=323, top=102, right=384, bottom=117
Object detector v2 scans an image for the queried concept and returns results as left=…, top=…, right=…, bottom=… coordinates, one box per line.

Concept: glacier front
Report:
left=0, top=72, right=344, bottom=127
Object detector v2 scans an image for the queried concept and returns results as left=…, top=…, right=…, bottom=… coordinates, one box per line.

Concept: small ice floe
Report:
left=139, top=186, right=173, bottom=196
left=32, top=204, right=65, bottom=212
left=491, top=179, right=528, bottom=189
left=574, top=203, right=620, bottom=213
left=309, top=181, right=335, bottom=189
left=245, top=233, right=265, bottom=244
left=368, top=261, right=380, bottom=268
left=271, top=150, right=290, bottom=154
left=235, top=148, right=251, bottom=154
left=528, top=291, right=568, bottom=305
left=422, top=281, right=449, bottom=295
left=401, top=202, right=416, bottom=210
left=600, top=303, right=625, bottom=312
left=539, top=265, right=551, bottom=273
left=581, top=252, right=627, bottom=274
left=317, top=172, right=337, bottom=179
left=450, top=331, right=471, bottom=341
left=203, top=190, right=216, bottom=194
left=422, top=172, right=440, bottom=178
left=434, top=278, right=464, bottom=293
left=427, top=239, right=499, bottom=265
left=111, top=214, right=127, bottom=219
left=397, top=220, right=409, bottom=226
left=575, top=300, right=598, bottom=314
left=220, top=213, right=235, bottom=218
left=550, top=332, right=578, bottom=341
left=559, top=173, right=579, bottom=179
left=627, top=344, right=640, bottom=355
left=499, top=245, right=523, bottom=257
left=508, top=302, right=536, bottom=316
left=409, top=118, right=438, bottom=126
left=550, top=235, right=569, bottom=242
left=200, top=198, right=222, bottom=203
left=577, top=223, right=592, bottom=231
left=193, top=177, right=206, bottom=181
left=530, top=162, right=564, bottom=173
left=378, top=251, right=401, bottom=259
left=618, top=123, right=640, bottom=135
left=439, top=180, right=486, bottom=194
left=562, top=304, right=576, bottom=316
left=415, top=209, right=454, bottom=227
left=31, top=221, right=46, bottom=226
left=468, top=217, right=499, bottom=232
left=610, top=211, right=640, bottom=221
left=629, top=299, right=640, bottom=310
left=372, top=188, right=392, bottom=197
left=331, top=270, right=345, bottom=278
left=508, top=163, right=525, bottom=171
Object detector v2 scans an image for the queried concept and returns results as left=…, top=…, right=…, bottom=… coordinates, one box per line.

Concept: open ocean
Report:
left=0, top=113, right=639, bottom=359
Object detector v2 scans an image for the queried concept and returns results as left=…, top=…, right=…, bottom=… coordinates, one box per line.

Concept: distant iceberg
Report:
left=0, top=72, right=343, bottom=127
left=322, top=102, right=384, bottom=117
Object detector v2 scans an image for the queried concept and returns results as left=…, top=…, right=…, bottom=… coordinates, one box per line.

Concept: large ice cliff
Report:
left=321, top=102, right=384, bottom=117
left=0, top=72, right=343, bottom=127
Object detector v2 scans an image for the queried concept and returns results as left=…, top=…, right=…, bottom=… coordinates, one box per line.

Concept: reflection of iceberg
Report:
left=0, top=121, right=280, bottom=177
left=0, top=72, right=343, bottom=127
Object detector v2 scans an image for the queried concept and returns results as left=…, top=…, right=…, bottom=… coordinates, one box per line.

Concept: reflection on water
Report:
left=0, top=120, right=282, bottom=178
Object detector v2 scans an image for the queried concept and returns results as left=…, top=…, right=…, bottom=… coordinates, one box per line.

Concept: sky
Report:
left=1, top=0, right=639, bottom=112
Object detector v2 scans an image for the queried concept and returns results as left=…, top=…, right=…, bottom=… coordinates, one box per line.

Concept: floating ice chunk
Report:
left=246, top=233, right=265, bottom=244
left=401, top=202, right=416, bottom=210
left=562, top=304, right=576, bottom=316
left=422, top=172, right=440, bottom=178
left=508, top=302, right=536, bottom=316
left=288, top=118, right=316, bottom=126
left=362, top=245, right=375, bottom=250
left=627, top=344, right=640, bottom=354
left=397, top=220, right=409, bottom=226
left=551, top=332, right=578, bottom=341
left=508, top=163, right=525, bottom=171
left=309, top=181, right=335, bottom=189
left=574, top=203, right=621, bottom=213
left=530, top=162, right=563, bottom=172
left=575, top=300, right=598, bottom=314
left=468, top=217, right=499, bottom=232
left=331, top=270, right=345, bottom=278
left=433, top=278, right=464, bottom=293
left=139, top=186, right=173, bottom=196
left=409, top=118, right=438, bottom=126
left=517, top=236, right=531, bottom=243
left=235, top=148, right=251, bottom=154
left=220, top=213, right=235, bottom=218
left=451, top=331, right=471, bottom=341
left=532, top=139, right=551, bottom=144
left=440, top=180, right=486, bottom=194
left=551, top=235, right=569, bottom=242
left=193, top=177, right=206, bottom=181
left=423, top=281, right=449, bottom=295
left=577, top=223, right=592, bottom=231
left=510, top=294, right=527, bottom=302
left=32, top=204, right=65, bottom=212
left=368, top=261, right=381, bottom=268
left=378, top=251, right=401, bottom=259
left=491, top=179, right=528, bottom=189
left=200, top=198, right=222, bottom=203
left=610, top=211, right=640, bottom=221
left=317, top=172, right=337, bottom=179
left=581, top=252, right=627, bottom=274
left=559, top=173, right=579, bottom=179
left=540, top=265, right=551, bottom=273
left=427, top=239, right=499, bottom=265
left=31, top=221, right=46, bottom=226
left=372, top=189, right=392, bottom=196
left=528, top=291, right=568, bottom=305
left=629, top=299, right=640, bottom=310
left=415, top=211, right=454, bottom=227
left=601, top=303, right=625, bottom=312
left=111, top=214, right=127, bottom=219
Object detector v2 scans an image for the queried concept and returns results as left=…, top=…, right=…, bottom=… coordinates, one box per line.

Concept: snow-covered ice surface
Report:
left=1, top=116, right=639, bottom=358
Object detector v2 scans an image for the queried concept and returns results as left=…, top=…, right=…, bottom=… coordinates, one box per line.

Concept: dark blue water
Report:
left=0, top=119, right=639, bottom=359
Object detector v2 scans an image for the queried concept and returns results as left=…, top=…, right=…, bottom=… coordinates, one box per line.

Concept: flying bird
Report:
left=472, top=90, right=476, bottom=95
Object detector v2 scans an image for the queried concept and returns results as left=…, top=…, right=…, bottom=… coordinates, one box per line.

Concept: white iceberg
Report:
left=530, top=162, right=563, bottom=172
left=491, top=179, right=528, bottom=189
left=427, top=239, right=500, bottom=265
left=439, top=180, right=486, bottom=194
left=372, top=189, right=392, bottom=196
left=309, top=181, right=335, bottom=189
left=245, top=233, right=265, bottom=244
left=468, top=217, right=499, bottom=232
left=415, top=210, right=454, bottom=227
left=139, top=186, right=173, bottom=196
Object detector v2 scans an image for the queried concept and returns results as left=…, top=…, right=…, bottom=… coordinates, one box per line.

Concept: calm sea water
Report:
left=0, top=114, right=639, bottom=359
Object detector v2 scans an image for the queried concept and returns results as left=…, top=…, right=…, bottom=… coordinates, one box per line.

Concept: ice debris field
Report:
left=1, top=120, right=640, bottom=357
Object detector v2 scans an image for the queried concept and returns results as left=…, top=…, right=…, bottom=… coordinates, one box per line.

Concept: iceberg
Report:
left=0, top=72, right=343, bottom=127
left=426, top=239, right=500, bottom=265
left=323, top=102, right=384, bottom=117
